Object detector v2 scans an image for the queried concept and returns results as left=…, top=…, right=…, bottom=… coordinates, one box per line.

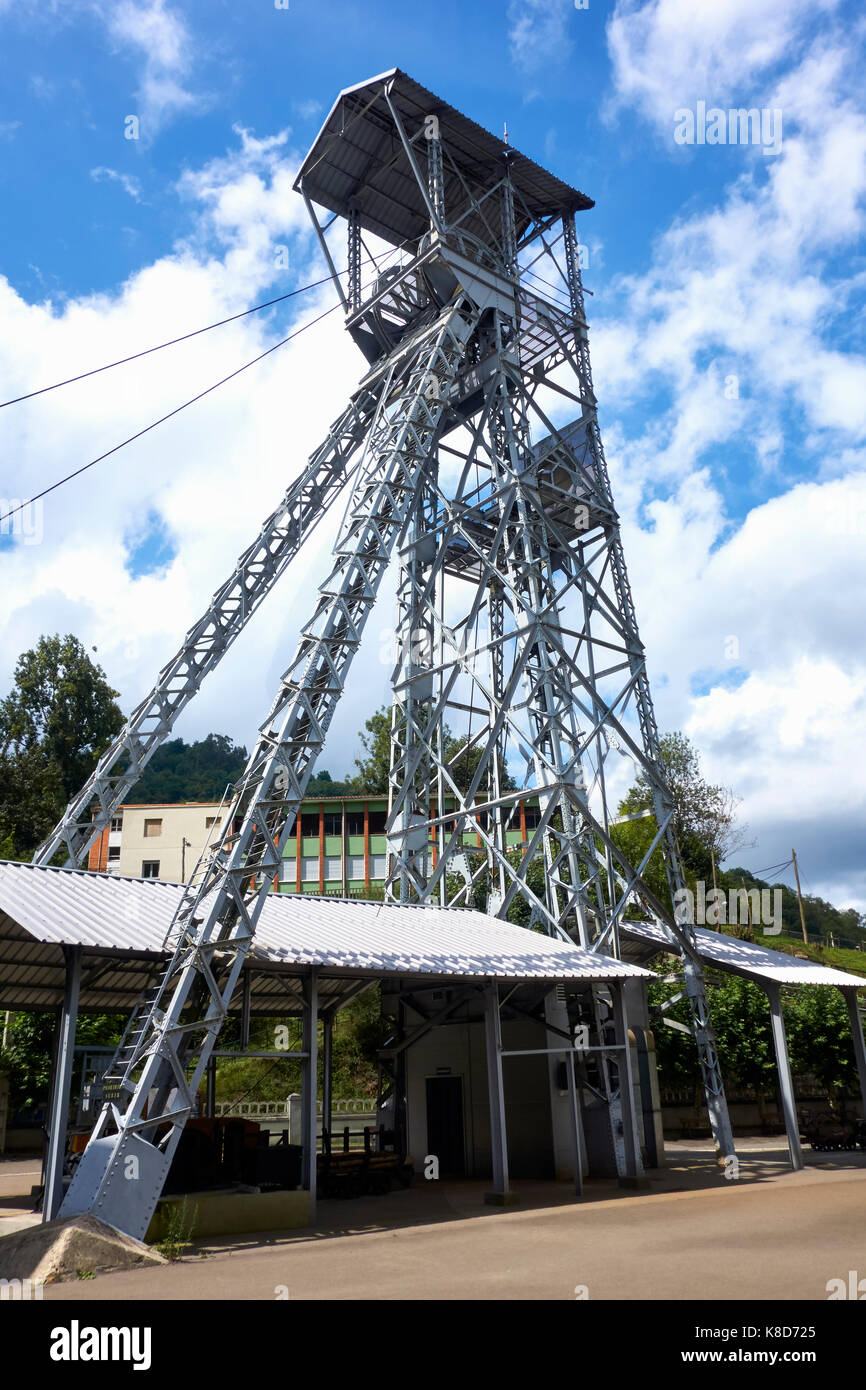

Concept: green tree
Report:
left=0, top=634, right=124, bottom=858
left=133, top=733, right=248, bottom=803
left=707, top=977, right=778, bottom=1123
left=611, top=732, right=751, bottom=911
left=346, top=708, right=391, bottom=793
left=0, top=752, right=65, bottom=860
left=618, top=732, right=749, bottom=877
left=346, top=704, right=515, bottom=797
left=648, top=971, right=777, bottom=1122
left=0, top=1010, right=124, bottom=1114
left=785, top=986, right=855, bottom=1115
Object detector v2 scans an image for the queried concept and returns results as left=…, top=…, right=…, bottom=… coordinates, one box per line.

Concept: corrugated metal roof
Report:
left=622, top=921, right=866, bottom=989
left=0, top=862, right=650, bottom=1004
left=295, top=68, right=593, bottom=251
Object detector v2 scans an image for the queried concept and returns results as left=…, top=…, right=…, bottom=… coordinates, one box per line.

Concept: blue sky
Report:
left=1, top=0, right=865, bottom=911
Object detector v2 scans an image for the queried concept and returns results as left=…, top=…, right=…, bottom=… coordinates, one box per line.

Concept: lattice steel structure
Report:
left=42, top=70, right=733, bottom=1240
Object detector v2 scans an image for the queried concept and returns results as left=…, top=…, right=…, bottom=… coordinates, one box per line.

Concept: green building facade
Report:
left=273, top=795, right=541, bottom=897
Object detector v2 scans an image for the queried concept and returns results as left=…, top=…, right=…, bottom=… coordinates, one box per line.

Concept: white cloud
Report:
left=508, top=0, right=573, bottom=76
left=0, top=127, right=393, bottom=788
left=606, top=0, right=842, bottom=131
left=101, top=0, right=201, bottom=138
left=90, top=166, right=142, bottom=201
left=0, top=0, right=205, bottom=139
left=615, top=468, right=866, bottom=907
left=590, top=2, right=866, bottom=908
left=591, top=25, right=866, bottom=474
left=292, top=99, right=323, bottom=122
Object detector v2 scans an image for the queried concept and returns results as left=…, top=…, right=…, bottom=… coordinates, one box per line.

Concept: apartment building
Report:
left=88, top=802, right=225, bottom=884
left=88, top=795, right=541, bottom=892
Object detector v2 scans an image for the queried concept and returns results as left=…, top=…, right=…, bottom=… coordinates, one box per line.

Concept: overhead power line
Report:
left=0, top=250, right=405, bottom=530
left=0, top=275, right=336, bottom=410
left=748, top=858, right=794, bottom=880
left=0, top=298, right=342, bottom=528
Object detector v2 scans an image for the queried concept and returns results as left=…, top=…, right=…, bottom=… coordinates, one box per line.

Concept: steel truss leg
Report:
left=373, top=307, right=735, bottom=1158
left=33, top=388, right=382, bottom=870
left=386, top=484, right=437, bottom=903
left=563, top=220, right=736, bottom=1160
left=59, top=297, right=479, bottom=1240
left=394, top=319, right=739, bottom=1156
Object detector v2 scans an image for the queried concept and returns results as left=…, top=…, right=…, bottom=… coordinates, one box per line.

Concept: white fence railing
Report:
left=214, top=1096, right=376, bottom=1121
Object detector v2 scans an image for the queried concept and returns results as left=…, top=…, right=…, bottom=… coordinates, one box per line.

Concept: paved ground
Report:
left=4, top=1140, right=866, bottom=1300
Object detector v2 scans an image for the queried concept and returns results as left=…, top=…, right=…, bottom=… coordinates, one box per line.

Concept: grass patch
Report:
left=156, top=1198, right=198, bottom=1262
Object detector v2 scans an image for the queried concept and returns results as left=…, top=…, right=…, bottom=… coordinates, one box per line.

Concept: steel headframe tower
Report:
left=45, top=70, right=733, bottom=1240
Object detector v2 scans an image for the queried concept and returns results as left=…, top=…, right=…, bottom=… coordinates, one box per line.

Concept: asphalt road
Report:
left=37, top=1147, right=866, bottom=1301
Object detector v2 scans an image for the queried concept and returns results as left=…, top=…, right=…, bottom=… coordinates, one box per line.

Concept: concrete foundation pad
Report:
left=483, top=1190, right=521, bottom=1207
left=0, top=1215, right=165, bottom=1284
left=147, top=1188, right=311, bottom=1242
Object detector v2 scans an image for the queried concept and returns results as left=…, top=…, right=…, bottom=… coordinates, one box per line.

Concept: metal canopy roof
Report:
left=294, top=68, right=594, bottom=250
left=622, top=920, right=865, bottom=989
left=0, top=860, right=650, bottom=1013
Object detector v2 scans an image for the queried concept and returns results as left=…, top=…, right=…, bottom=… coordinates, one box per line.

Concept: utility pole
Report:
left=792, top=848, right=808, bottom=946
left=739, top=876, right=754, bottom=934
left=711, top=848, right=719, bottom=931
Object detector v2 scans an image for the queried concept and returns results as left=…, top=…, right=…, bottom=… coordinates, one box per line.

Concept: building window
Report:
left=205, top=816, right=222, bottom=829
left=345, top=812, right=364, bottom=837
left=323, top=812, right=342, bottom=837
left=108, top=846, right=120, bottom=862
left=524, top=804, right=541, bottom=831
left=301, top=856, right=319, bottom=882
left=323, top=855, right=342, bottom=882
left=368, top=810, right=387, bottom=835
left=346, top=854, right=365, bottom=881
left=142, top=861, right=160, bottom=879
left=143, top=818, right=162, bottom=838
left=110, top=816, right=123, bottom=833
left=301, top=813, right=319, bottom=838
left=369, top=854, right=387, bottom=879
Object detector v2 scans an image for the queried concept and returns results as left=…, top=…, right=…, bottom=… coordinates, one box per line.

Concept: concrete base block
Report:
left=483, top=1191, right=521, bottom=1207
left=0, top=1215, right=165, bottom=1285
left=146, top=1187, right=311, bottom=1242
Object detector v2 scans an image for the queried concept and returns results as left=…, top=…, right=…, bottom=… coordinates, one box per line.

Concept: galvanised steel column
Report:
left=566, top=1050, right=585, bottom=1197
left=43, top=946, right=81, bottom=1222
left=765, top=982, right=803, bottom=1172
left=841, top=988, right=866, bottom=1127
left=321, top=1012, right=334, bottom=1150
left=483, top=983, right=510, bottom=1198
left=611, top=981, right=643, bottom=1183
left=301, top=971, right=319, bottom=1204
